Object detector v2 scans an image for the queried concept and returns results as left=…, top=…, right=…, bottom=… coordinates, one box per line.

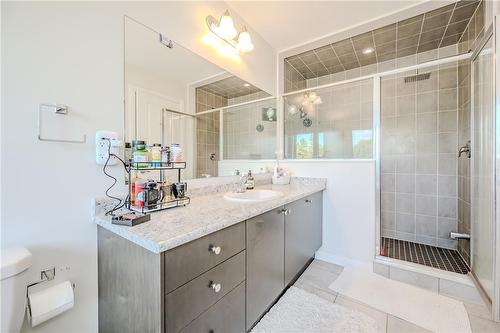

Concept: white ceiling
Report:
left=228, top=0, right=428, bottom=51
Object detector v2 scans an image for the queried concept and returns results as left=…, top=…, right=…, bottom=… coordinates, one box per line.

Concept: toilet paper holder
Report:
left=26, top=267, right=75, bottom=298
left=26, top=267, right=75, bottom=319
left=27, top=267, right=56, bottom=292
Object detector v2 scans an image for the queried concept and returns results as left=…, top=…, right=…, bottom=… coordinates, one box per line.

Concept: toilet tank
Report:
left=1, top=247, right=32, bottom=333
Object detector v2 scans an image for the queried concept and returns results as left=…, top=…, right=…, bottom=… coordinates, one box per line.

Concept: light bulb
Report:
left=362, top=47, right=374, bottom=55
left=218, top=10, right=237, bottom=39
left=237, top=27, right=254, bottom=52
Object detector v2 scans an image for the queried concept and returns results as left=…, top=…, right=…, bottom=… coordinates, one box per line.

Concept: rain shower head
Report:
left=404, top=72, right=431, bottom=83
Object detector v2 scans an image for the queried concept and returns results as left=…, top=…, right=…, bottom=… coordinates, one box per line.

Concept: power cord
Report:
left=102, top=138, right=130, bottom=216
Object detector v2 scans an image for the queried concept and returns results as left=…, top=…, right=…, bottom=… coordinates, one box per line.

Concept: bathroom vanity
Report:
left=96, top=179, right=324, bottom=333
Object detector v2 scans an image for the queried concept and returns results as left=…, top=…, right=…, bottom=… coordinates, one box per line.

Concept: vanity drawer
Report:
left=180, top=282, right=245, bottom=333
left=164, top=222, right=245, bottom=293
left=166, top=251, right=245, bottom=333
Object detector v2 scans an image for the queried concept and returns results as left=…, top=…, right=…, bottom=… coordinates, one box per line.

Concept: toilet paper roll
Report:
left=28, top=281, right=74, bottom=327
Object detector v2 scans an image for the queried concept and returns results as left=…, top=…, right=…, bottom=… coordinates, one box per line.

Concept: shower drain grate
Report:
left=381, top=237, right=470, bottom=274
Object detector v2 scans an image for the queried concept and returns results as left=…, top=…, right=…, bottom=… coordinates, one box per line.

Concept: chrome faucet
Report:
left=458, top=141, right=471, bottom=158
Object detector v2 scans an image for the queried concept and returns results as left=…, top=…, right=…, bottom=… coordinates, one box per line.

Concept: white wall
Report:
left=125, top=64, right=188, bottom=105
left=219, top=160, right=376, bottom=268
left=1, top=2, right=275, bottom=332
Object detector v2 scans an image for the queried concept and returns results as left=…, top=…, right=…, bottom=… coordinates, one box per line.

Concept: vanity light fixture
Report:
left=362, top=47, right=374, bottom=55
left=206, top=10, right=254, bottom=53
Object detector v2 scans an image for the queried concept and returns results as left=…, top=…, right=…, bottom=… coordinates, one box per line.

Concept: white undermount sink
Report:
left=224, top=189, right=283, bottom=202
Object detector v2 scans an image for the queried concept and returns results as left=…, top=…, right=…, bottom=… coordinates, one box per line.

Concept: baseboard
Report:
left=314, top=250, right=371, bottom=271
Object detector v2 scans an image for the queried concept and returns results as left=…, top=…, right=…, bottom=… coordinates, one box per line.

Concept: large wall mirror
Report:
left=124, top=17, right=274, bottom=180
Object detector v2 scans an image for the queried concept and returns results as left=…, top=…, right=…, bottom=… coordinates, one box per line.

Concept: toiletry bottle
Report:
left=170, top=144, right=183, bottom=163
left=134, top=178, right=147, bottom=207
left=151, top=144, right=162, bottom=168
left=124, top=142, right=132, bottom=163
left=161, top=146, right=171, bottom=165
left=133, top=142, right=148, bottom=169
left=246, top=170, right=255, bottom=190
left=130, top=171, right=136, bottom=205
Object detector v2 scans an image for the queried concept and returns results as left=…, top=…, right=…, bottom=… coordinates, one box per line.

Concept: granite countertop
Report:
left=94, top=178, right=326, bottom=253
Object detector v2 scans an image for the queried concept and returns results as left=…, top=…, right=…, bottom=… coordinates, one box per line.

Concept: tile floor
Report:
left=293, top=259, right=500, bottom=333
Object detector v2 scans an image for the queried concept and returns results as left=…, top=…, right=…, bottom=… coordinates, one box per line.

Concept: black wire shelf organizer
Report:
left=126, top=161, right=190, bottom=213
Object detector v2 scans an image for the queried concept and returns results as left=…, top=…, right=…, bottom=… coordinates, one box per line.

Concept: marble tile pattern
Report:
left=94, top=177, right=326, bottom=253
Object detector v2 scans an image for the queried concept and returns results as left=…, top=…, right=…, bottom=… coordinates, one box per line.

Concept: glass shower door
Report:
left=471, top=34, right=494, bottom=300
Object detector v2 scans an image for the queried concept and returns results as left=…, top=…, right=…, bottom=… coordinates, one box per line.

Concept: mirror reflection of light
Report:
left=202, top=32, right=241, bottom=62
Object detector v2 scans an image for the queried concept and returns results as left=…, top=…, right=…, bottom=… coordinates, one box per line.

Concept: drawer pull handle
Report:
left=209, top=245, right=221, bottom=255
left=305, top=199, right=312, bottom=203
left=279, top=208, right=291, bottom=215
left=210, top=282, right=221, bottom=293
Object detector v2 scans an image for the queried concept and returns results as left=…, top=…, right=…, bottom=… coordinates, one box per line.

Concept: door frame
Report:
left=464, top=17, right=499, bottom=322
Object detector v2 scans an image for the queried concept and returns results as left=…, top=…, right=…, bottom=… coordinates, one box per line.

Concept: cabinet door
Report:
left=308, top=191, right=323, bottom=253
left=246, top=208, right=285, bottom=330
left=180, top=282, right=245, bottom=333
left=284, top=192, right=323, bottom=286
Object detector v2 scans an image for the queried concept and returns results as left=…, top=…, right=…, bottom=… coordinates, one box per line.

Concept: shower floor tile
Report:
left=381, top=237, right=470, bottom=274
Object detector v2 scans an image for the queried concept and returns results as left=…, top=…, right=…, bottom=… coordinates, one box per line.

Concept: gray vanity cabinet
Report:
left=284, top=192, right=323, bottom=286
left=98, top=190, right=323, bottom=333
left=245, top=207, right=285, bottom=330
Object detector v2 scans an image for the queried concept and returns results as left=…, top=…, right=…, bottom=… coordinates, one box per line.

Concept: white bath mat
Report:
left=251, top=286, right=379, bottom=333
left=329, top=267, right=472, bottom=333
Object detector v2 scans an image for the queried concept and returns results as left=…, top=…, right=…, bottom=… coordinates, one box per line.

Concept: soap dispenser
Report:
left=246, top=170, right=255, bottom=190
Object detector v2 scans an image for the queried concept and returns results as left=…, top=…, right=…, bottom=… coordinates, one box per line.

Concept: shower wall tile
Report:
left=416, top=175, right=437, bottom=195
left=438, top=217, right=458, bottom=239
left=438, top=197, right=457, bottom=219
left=196, top=89, right=226, bottom=178
left=439, top=133, right=458, bottom=153
left=416, top=134, right=437, bottom=154
left=395, top=155, right=415, bottom=173
left=382, top=211, right=396, bottom=230
left=416, top=215, right=437, bottom=237
left=381, top=192, right=396, bottom=211
left=417, top=113, right=437, bottom=133
left=438, top=154, right=457, bottom=175
left=224, top=98, right=277, bottom=160
left=439, top=67, right=458, bottom=89
left=380, top=62, right=460, bottom=250
left=439, top=88, right=458, bottom=111
left=416, top=154, right=437, bottom=174
left=439, top=111, right=458, bottom=132
left=438, top=175, right=457, bottom=196
left=417, top=91, right=438, bottom=113
left=396, top=213, right=416, bottom=234
left=396, top=193, right=415, bottom=214
left=416, top=195, right=437, bottom=216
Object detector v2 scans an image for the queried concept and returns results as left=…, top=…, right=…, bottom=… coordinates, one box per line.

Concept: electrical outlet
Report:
left=95, top=130, right=120, bottom=165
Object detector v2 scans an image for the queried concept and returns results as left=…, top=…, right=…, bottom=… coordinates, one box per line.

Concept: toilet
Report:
left=1, top=247, right=32, bottom=333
